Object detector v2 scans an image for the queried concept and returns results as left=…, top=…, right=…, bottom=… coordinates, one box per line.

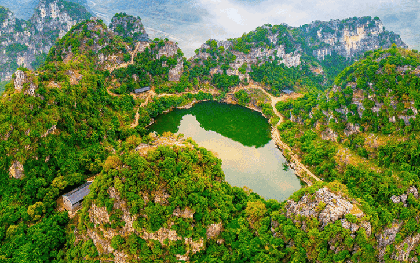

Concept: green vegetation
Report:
left=31, top=53, right=48, bottom=70
left=234, top=89, right=250, bottom=106
left=0, top=6, right=9, bottom=24
left=0, top=20, right=151, bottom=262
left=5, top=43, right=28, bottom=55
left=0, top=80, right=7, bottom=95
left=0, top=20, right=227, bottom=263
left=273, top=46, right=420, bottom=261
left=68, top=140, right=289, bottom=262
left=250, top=61, right=324, bottom=95
left=60, top=0, right=92, bottom=21
left=110, top=13, right=146, bottom=42
left=0, top=13, right=416, bottom=263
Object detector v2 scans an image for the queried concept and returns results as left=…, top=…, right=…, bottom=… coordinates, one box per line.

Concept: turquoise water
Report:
left=149, top=101, right=301, bottom=201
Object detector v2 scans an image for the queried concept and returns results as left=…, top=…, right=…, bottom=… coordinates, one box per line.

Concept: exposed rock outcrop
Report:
left=193, top=37, right=301, bottom=82
left=0, top=1, right=91, bottom=81
left=13, top=70, right=38, bottom=96
left=206, top=222, right=223, bottom=239
left=192, top=16, right=405, bottom=86
left=169, top=59, right=184, bottom=81
left=84, top=185, right=206, bottom=262
left=284, top=187, right=366, bottom=228
left=321, top=127, right=338, bottom=142
left=305, top=17, right=407, bottom=60
left=390, top=186, right=418, bottom=207
left=13, top=70, right=26, bottom=91
left=157, top=41, right=179, bottom=59
left=9, top=160, right=24, bottom=179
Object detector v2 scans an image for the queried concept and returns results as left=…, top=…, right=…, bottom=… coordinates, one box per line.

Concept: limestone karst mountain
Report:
left=191, top=16, right=406, bottom=94
left=0, top=0, right=91, bottom=81
left=0, top=9, right=420, bottom=263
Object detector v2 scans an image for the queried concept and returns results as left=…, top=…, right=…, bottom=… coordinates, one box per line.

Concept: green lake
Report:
left=149, top=101, right=301, bottom=201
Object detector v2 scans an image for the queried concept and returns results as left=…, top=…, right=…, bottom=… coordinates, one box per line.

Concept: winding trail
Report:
left=107, top=42, right=149, bottom=73
left=130, top=82, right=321, bottom=185
left=228, top=82, right=322, bottom=185
left=131, top=90, right=156, bottom=128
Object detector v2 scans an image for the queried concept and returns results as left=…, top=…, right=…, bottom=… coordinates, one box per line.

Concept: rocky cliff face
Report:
left=303, top=17, right=407, bottom=60
left=192, top=16, right=406, bottom=85
left=0, top=0, right=91, bottom=81
left=274, top=184, right=420, bottom=262
left=192, top=28, right=303, bottom=82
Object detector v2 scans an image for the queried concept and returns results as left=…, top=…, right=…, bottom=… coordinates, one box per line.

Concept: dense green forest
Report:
left=274, top=46, right=420, bottom=261
left=0, top=14, right=419, bottom=262
left=0, top=18, right=216, bottom=262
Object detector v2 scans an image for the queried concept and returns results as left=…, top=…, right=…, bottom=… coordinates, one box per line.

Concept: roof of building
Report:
left=282, top=89, right=294, bottom=94
left=63, top=181, right=92, bottom=205
left=134, top=87, right=150, bottom=93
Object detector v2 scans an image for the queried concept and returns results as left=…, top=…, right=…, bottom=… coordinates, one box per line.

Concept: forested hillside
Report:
left=275, top=46, right=420, bottom=262
left=190, top=16, right=406, bottom=95
left=0, top=17, right=212, bottom=262
left=0, top=12, right=419, bottom=263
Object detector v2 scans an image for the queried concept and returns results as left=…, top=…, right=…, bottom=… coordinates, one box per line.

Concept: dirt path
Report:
left=130, top=90, right=156, bottom=128
left=107, top=42, right=147, bottom=73
left=131, top=82, right=321, bottom=185
left=156, top=88, right=220, bottom=98
left=229, top=82, right=322, bottom=185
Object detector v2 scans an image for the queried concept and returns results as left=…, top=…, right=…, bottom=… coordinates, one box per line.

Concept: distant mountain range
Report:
left=1, top=9, right=420, bottom=262
left=0, top=0, right=407, bottom=85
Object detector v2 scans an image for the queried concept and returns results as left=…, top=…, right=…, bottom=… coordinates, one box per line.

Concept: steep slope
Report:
left=109, top=12, right=149, bottom=42
left=63, top=134, right=382, bottom=263
left=190, top=16, right=406, bottom=95
left=0, top=17, right=203, bottom=262
left=0, top=0, right=91, bottom=81
left=278, top=46, right=420, bottom=139
left=67, top=135, right=282, bottom=262
left=274, top=46, right=420, bottom=262
left=2, top=12, right=420, bottom=263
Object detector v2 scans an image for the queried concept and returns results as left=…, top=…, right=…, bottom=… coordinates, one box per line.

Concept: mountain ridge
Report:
left=1, top=12, right=420, bottom=263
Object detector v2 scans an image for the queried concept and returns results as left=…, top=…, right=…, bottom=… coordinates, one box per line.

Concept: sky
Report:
left=1, top=0, right=419, bottom=57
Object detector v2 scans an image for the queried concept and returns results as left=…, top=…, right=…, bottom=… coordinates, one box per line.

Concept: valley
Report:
left=0, top=2, right=420, bottom=262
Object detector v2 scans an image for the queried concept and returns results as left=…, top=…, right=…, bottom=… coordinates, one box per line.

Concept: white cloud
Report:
left=198, top=0, right=310, bottom=40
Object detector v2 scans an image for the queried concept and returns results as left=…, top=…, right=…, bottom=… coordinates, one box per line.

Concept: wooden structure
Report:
left=134, top=87, right=150, bottom=94
left=62, top=182, right=92, bottom=211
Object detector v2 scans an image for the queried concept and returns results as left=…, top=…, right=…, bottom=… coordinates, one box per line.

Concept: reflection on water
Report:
left=149, top=101, right=301, bottom=201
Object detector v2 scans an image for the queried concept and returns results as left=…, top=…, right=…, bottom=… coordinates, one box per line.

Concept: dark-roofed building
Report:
left=134, top=87, right=150, bottom=94
left=62, top=181, right=92, bottom=211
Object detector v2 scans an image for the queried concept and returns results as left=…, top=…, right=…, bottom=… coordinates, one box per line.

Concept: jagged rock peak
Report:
left=0, top=0, right=91, bottom=81
left=109, top=13, right=149, bottom=42
left=32, top=0, right=91, bottom=24
left=302, top=16, right=407, bottom=59
left=0, top=6, right=15, bottom=26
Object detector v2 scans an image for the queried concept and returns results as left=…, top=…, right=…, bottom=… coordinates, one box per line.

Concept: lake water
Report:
left=149, top=101, right=301, bottom=201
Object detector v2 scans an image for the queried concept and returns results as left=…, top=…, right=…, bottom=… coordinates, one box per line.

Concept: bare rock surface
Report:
left=0, top=0, right=91, bottom=81
left=206, top=223, right=223, bottom=239
left=9, top=160, right=24, bottom=179
left=285, top=187, right=366, bottom=230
